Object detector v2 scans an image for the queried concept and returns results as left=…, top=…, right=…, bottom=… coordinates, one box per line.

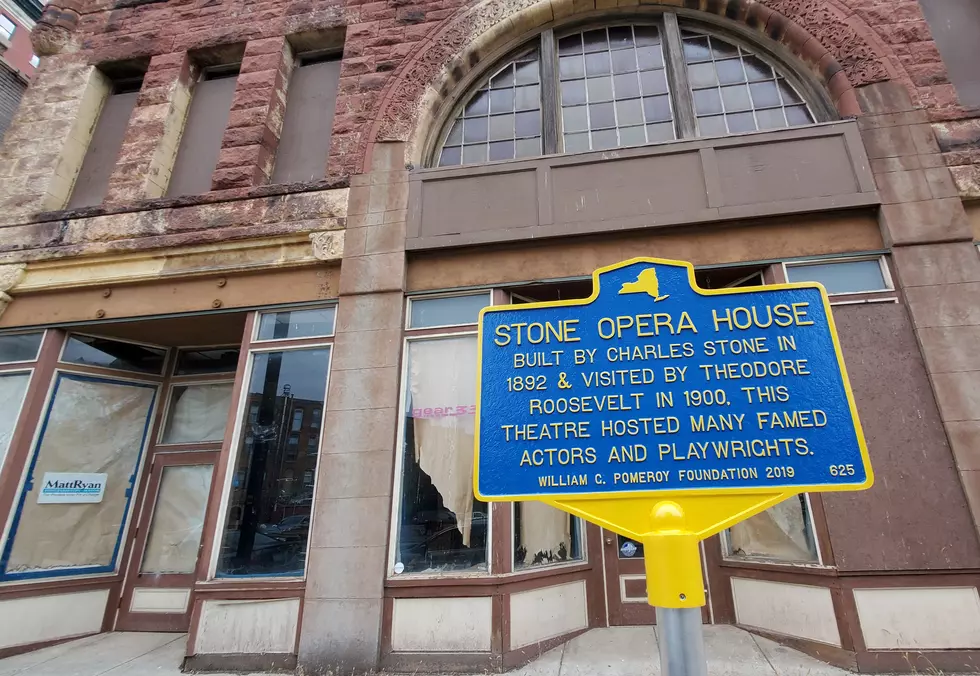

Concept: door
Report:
left=116, top=451, right=216, bottom=631
left=602, top=529, right=712, bottom=625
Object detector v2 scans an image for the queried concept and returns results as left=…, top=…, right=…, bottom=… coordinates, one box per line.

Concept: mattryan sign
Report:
left=37, top=473, right=108, bottom=504
left=474, top=258, right=872, bottom=501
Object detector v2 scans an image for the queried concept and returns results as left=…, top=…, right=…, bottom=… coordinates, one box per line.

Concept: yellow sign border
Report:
left=472, top=256, right=874, bottom=503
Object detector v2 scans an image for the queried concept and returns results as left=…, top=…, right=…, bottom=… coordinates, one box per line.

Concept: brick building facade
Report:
left=0, top=0, right=978, bottom=673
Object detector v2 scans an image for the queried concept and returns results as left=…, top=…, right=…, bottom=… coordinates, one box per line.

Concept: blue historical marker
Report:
left=474, top=257, right=872, bottom=501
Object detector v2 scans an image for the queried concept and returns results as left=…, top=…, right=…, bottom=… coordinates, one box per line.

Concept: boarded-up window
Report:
left=271, top=57, right=341, bottom=184
left=919, top=0, right=980, bottom=109
left=66, top=82, right=141, bottom=209
left=166, top=69, right=239, bottom=197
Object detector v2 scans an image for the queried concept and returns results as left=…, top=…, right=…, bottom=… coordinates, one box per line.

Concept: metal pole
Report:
left=656, top=607, right=708, bottom=676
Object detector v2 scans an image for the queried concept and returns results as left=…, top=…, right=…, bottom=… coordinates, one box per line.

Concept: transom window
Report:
left=435, top=15, right=822, bottom=167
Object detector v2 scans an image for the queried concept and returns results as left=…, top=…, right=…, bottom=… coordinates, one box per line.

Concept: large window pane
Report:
left=727, top=495, right=818, bottom=563
left=0, top=332, right=43, bottom=363
left=217, top=347, right=331, bottom=577
left=409, top=293, right=491, bottom=329
left=786, top=259, right=888, bottom=294
left=141, top=464, right=214, bottom=574
left=161, top=383, right=234, bottom=444
left=0, top=373, right=30, bottom=471
left=62, top=335, right=167, bottom=374
left=2, top=374, right=156, bottom=578
left=395, top=336, right=487, bottom=574
left=514, top=502, right=583, bottom=568
left=256, top=307, right=336, bottom=341
left=174, top=347, right=240, bottom=375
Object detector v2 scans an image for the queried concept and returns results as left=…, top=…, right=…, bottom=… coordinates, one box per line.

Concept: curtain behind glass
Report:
left=141, top=464, right=214, bottom=573
left=0, top=373, right=30, bottom=471
left=5, top=375, right=155, bottom=575
left=162, top=383, right=233, bottom=444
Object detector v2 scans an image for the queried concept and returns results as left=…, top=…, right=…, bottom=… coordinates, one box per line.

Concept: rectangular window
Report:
left=272, top=55, right=341, bottom=184
left=160, top=382, right=234, bottom=444
left=166, top=68, right=239, bottom=197
left=66, top=79, right=142, bottom=209
left=1, top=373, right=156, bottom=580
left=292, top=409, right=304, bottom=431
left=61, top=334, right=167, bottom=374
left=0, top=332, right=43, bottom=363
left=29, top=54, right=39, bottom=68
left=785, top=258, right=889, bottom=295
left=0, top=15, right=15, bottom=40
left=256, top=306, right=336, bottom=341
left=311, top=408, right=321, bottom=428
left=0, top=372, right=31, bottom=472
left=725, top=495, right=818, bottom=564
left=514, top=502, right=583, bottom=568
left=408, top=292, right=492, bottom=329
left=140, top=464, right=214, bottom=574
left=174, top=347, right=240, bottom=375
left=216, top=346, right=331, bottom=577
left=394, top=335, right=487, bottom=575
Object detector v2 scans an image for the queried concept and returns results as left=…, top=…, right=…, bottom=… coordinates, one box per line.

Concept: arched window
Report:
left=434, top=16, right=827, bottom=167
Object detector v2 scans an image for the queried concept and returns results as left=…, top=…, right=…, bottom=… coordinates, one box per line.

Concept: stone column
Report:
left=858, top=81, right=980, bottom=540
left=104, top=52, right=198, bottom=203
left=298, top=142, right=408, bottom=673
left=211, top=37, right=294, bottom=191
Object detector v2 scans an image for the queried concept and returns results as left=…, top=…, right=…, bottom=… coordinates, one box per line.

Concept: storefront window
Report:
left=0, top=372, right=31, bottom=470
left=216, top=346, right=331, bottom=577
left=0, top=332, right=43, bottom=363
left=408, top=293, right=491, bottom=329
left=514, top=502, right=583, bottom=568
left=1, top=373, right=157, bottom=580
left=62, top=335, right=167, bottom=374
left=256, top=306, right=336, bottom=341
left=394, top=335, right=487, bottom=575
left=161, top=382, right=234, bottom=444
left=725, top=495, right=818, bottom=563
left=174, top=346, right=240, bottom=375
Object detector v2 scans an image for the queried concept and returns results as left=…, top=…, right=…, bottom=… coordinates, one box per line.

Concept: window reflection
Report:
left=62, top=335, right=167, bottom=374
left=217, top=348, right=330, bottom=577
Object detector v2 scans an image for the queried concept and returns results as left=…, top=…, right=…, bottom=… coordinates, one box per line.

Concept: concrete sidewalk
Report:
left=0, top=627, right=968, bottom=676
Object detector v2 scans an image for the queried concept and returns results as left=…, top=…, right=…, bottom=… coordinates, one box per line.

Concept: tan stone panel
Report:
left=892, top=242, right=980, bottom=287
left=904, top=282, right=980, bottom=329
left=334, top=292, right=404, bottom=332
left=339, top=252, right=406, bottom=295
left=968, top=203, right=980, bottom=241
left=297, top=598, right=382, bottom=670
left=307, top=496, right=391, bottom=548
left=320, top=408, right=399, bottom=456
left=917, top=326, right=980, bottom=375
left=332, top=329, right=402, bottom=371
left=949, top=422, right=980, bottom=472
left=325, top=366, right=400, bottom=412
left=932, top=371, right=980, bottom=422
left=314, top=451, right=394, bottom=501
left=959, top=470, right=980, bottom=536
left=305, top=546, right=386, bottom=600
left=407, top=214, right=883, bottom=291
left=874, top=169, right=933, bottom=205
left=880, top=198, right=973, bottom=246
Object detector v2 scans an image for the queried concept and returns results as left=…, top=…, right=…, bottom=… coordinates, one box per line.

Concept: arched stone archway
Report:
left=365, top=0, right=907, bottom=170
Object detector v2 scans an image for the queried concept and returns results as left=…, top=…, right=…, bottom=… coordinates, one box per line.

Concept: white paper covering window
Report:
left=141, top=464, right=214, bottom=574
left=3, top=375, right=155, bottom=577
left=727, top=495, right=817, bottom=563
left=0, top=373, right=30, bottom=472
left=161, top=383, right=233, bottom=444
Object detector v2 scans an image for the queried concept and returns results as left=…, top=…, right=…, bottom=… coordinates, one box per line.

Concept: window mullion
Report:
left=661, top=13, right=697, bottom=139
left=540, top=28, right=560, bottom=155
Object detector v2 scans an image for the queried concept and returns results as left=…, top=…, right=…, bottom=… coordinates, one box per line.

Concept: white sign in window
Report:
left=37, top=472, right=108, bottom=504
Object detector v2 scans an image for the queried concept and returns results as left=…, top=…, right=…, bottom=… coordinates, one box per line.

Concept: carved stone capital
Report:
left=310, top=230, right=345, bottom=261
left=31, top=3, right=80, bottom=56
left=0, top=264, right=25, bottom=320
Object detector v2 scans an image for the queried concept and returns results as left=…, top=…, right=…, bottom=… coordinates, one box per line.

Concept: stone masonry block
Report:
left=931, top=371, right=980, bottom=423
left=892, top=242, right=980, bottom=287
left=339, top=252, right=406, bottom=295
left=948, top=422, right=980, bottom=472
left=917, top=326, right=980, bottom=374
left=325, top=366, right=400, bottom=412
left=331, top=329, right=402, bottom=371
left=314, top=450, right=394, bottom=501
left=305, top=546, right=386, bottom=600
left=904, top=282, right=980, bottom=329
left=321, top=408, right=399, bottom=456
left=874, top=168, right=932, bottom=204
left=334, top=292, right=404, bottom=332
left=297, top=598, right=382, bottom=673
left=308, top=496, right=391, bottom=548
left=879, top=198, right=972, bottom=246
left=861, top=125, right=919, bottom=159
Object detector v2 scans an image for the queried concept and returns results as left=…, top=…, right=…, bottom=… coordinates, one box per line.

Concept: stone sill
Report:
left=27, top=177, right=349, bottom=227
